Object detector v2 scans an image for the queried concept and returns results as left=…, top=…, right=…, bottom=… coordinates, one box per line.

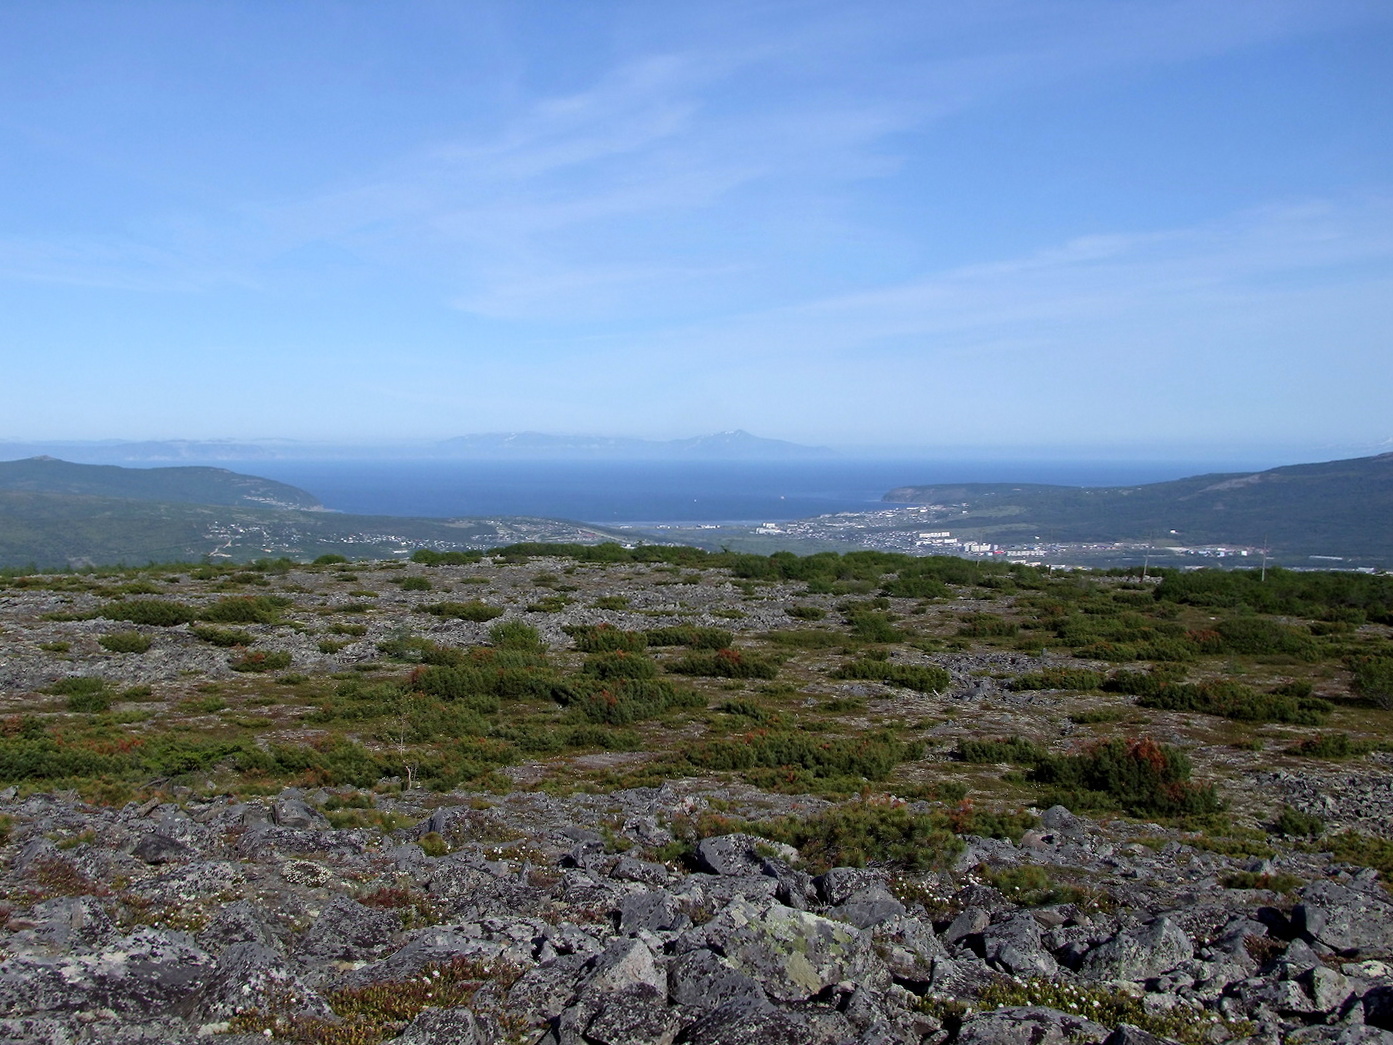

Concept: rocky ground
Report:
left=0, top=551, right=1390, bottom=1043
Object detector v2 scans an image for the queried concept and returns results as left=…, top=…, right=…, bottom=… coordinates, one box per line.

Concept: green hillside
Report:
left=0, top=456, right=321, bottom=510
left=883, top=452, right=1393, bottom=561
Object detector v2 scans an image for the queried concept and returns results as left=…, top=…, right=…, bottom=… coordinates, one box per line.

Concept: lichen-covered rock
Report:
left=980, top=911, right=1059, bottom=977
left=1297, top=881, right=1393, bottom=957
left=703, top=900, right=885, bottom=1004
left=1082, top=917, right=1193, bottom=982
left=667, top=948, right=766, bottom=1010
left=694, top=834, right=796, bottom=877
left=295, top=894, right=401, bottom=961
left=955, top=1005, right=1109, bottom=1044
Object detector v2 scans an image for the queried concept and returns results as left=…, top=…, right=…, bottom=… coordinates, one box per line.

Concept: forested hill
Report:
left=883, top=452, right=1393, bottom=560
left=0, top=456, right=322, bottom=510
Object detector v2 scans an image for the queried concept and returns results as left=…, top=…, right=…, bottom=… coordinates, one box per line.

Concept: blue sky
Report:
left=1, top=1, right=1390, bottom=458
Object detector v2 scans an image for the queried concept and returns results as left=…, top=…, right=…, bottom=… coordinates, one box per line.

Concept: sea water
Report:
left=206, top=457, right=1272, bottom=525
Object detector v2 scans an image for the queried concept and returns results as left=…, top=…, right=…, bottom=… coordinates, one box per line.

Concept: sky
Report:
left=1, top=0, right=1391, bottom=459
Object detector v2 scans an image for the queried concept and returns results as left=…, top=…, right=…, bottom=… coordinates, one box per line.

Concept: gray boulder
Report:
left=709, top=900, right=884, bottom=1004
left=1081, top=917, right=1193, bottom=981
left=694, top=834, right=797, bottom=877
left=296, top=895, right=401, bottom=961
left=955, top=1005, right=1109, bottom=1044
left=388, top=1006, right=504, bottom=1044
left=667, top=949, right=766, bottom=1010
left=980, top=912, right=1059, bottom=977
left=1297, top=881, right=1393, bottom=957
left=581, top=982, right=680, bottom=1045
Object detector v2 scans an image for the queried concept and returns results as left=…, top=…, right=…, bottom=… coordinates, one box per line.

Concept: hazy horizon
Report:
left=2, top=3, right=1390, bottom=450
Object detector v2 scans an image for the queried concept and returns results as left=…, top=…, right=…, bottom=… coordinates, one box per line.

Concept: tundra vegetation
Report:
left=0, top=547, right=1391, bottom=1043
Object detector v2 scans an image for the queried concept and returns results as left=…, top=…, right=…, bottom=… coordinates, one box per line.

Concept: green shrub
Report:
left=686, top=728, right=919, bottom=783
left=488, top=620, right=544, bottom=652
left=67, top=688, right=112, bottom=714
left=98, top=599, right=196, bottom=627
left=831, top=657, right=948, bottom=693
left=410, top=549, right=482, bottom=566
left=957, top=736, right=1045, bottom=764
left=230, top=650, right=293, bottom=673
left=312, top=554, right=349, bottom=565
left=846, top=612, right=903, bottom=643
left=666, top=648, right=780, bottom=680
left=1273, top=805, right=1325, bottom=837
left=957, top=614, right=1019, bottom=638
left=98, top=632, right=152, bottom=654
left=1008, top=667, right=1104, bottom=691
left=1031, top=737, right=1222, bottom=818
left=201, top=595, right=293, bottom=624
left=1222, top=871, right=1303, bottom=892
left=554, top=676, right=703, bottom=725
left=1349, top=656, right=1393, bottom=709
left=785, top=605, right=827, bottom=620
left=418, top=600, right=503, bottom=622
left=399, top=576, right=432, bottom=591
left=748, top=803, right=964, bottom=872
left=583, top=650, right=660, bottom=680
left=565, top=624, right=648, bottom=653
left=1322, top=831, right=1393, bottom=884
left=644, top=625, right=733, bottom=649
left=763, top=629, right=842, bottom=649
left=1214, top=616, right=1319, bottom=659
left=47, top=676, right=107, bottom=697
left=190, top=625, right=255, bottom=647
left=985, top=864, right=1081, bottom=907
left=1285, top=733, right=1371, bottom=758
left=592, top=595, right=630, bottom=610
left=1137, top=678, right=1331, bottom=725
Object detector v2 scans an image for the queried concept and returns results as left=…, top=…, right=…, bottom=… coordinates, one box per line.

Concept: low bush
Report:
left=785, top=604, right=827, bottom=620
left=98, top=599, right=196, bottom=627
left=1273, top=805, right=1325, bottom=837
left=1214, top=616, right=1320, bottom=660
left=565, top=624, right=647, bottom=653
left=583, top=650, right=660, bottom=680
left=1031, top=737, right=1223, bottom=818
left=554, top=676, right=704, bottom=725
left=686, top=728, right=920, bottom=783
left=957, top=614, right=1019, bottom=638
left=644, top=625, right=733, bottom=649
left=488, top=620, right=545, bottom=652
left=418, top=600, right=503, bottom=622
left=831, top=657, right=948, bottom=693
left=190, top=625, right=254, bottom=647
left=1136, top=678, right=1331, bottom=725
left=956, top=736, right=1045, bottom=764
left=750, top=803, right=964, bottom=872
left=762, top=629, right=842, bottom=649
left=1285, top=733, right=1372, bottom=758
left=667, top=648, right=780, bottom=680
left=201, top=595, right=293, bottom=625
left=1348, top=656, right=1393, bottom=709
left=98, top=632, right=152, bottom=654
left=230, top=650, right=293, bottom=673
left=410, top=549, right=482, bottom=565
left=1008, top=667, right=1104, bottom=691
left=846, top=612, right=903, bottom=643
left=398, top=576, right=432, bottom=591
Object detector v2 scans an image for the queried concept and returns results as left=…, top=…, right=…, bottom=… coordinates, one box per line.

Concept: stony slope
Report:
left=0, top=548, right=1391, bottom=1043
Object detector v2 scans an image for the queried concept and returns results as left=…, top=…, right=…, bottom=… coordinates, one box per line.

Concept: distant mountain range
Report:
left=884, top=452, right=1393, bottom=562
left=436, top=429, right=830, bottom=458
left=0, top=430, right=831, bottom=463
